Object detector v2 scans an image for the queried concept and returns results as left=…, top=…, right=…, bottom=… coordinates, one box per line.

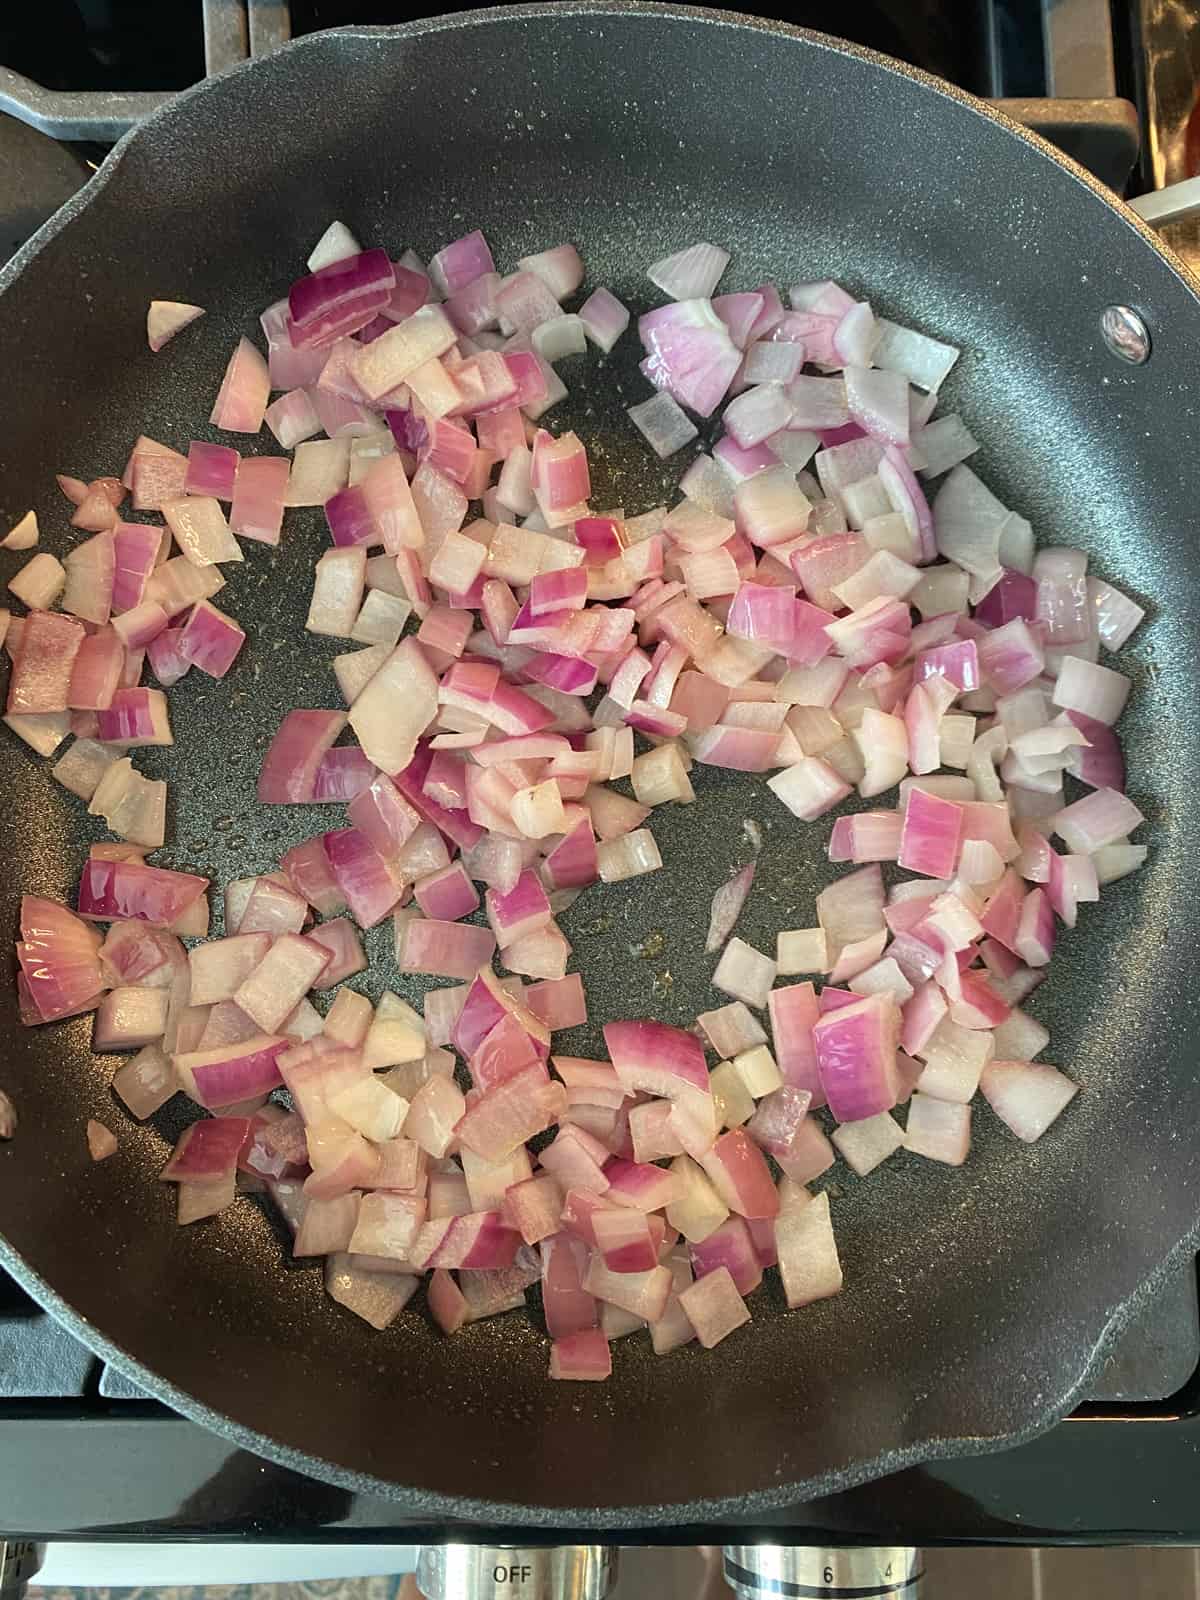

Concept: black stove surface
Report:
left=0, top=0, right=993, bottom=92
left=0, top=0, right=1192, bottom=1550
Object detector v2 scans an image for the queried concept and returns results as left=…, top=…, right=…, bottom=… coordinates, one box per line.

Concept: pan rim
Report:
left=1, top=1, right=1197, bottom=1525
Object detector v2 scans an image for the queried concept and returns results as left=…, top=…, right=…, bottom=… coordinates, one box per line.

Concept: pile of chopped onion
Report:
left=3, top=218, right=1148, bottom=1377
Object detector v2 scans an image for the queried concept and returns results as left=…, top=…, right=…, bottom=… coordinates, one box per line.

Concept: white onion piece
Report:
left=596, top=828, right=662, bottom=883
left=147, top=300, right=204, bottom=353
left=1, top=511, right=38, bottom=550
left=8, top=552, right=65, bottom=609
left=627, top=392, right=698, bottom=459
left=915, top=414, right=978, bottom=477
left=775, top=1192, right=843, bottom=1308
left=932, top=464, right=1008, bottom=578
left=532, top=314, right=587, bottom=363
left=647, top=241, right=730, bottom=300
left=979, top=1059, right=1078, bottom=1142
left=776, top=928, right=828, bottom=975
left=905, top=1094, right=971, bottom=1165
left=1092, top=840, right=1148, bottom=883
left=711, top=937, right=776, bottom=1009
left=872, top=317, right=960, bottom=392
left=307, top=220, right=362, bottom=272
left=1050, top=655, right=1131, bottom=725
left=830, top=1112, right=904, bottom=1176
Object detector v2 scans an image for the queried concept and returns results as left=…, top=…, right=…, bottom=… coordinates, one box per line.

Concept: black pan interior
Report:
left=0, top=5, right=1199, bottom=1523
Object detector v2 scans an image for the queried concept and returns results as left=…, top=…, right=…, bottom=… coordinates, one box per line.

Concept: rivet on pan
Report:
left=1101, top=305, right=1151, bottom=364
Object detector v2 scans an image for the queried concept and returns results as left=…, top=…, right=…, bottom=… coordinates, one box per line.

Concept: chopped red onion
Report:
left=577, top=286, right=630, bottom=353
left=647, top=241, right=730, bottom=300
left=775, top=1191, right=842, bottom=1308
left=209, top=337, right=271, bottom=433
left=288, top=249, right=396, bottom=349
left=147, top=300, right=204, bottom=352
left=178, top=600, right=245, bottom=678
left=905, top=1093, right=971, bottom=1165
left=160, top=1116, right=251, bottom=1184
left=324, top=828, right=403, bottom=927
left=7, top=218, right=1153, bottom=1363
left=1053, top=786, right=1144, bottom=853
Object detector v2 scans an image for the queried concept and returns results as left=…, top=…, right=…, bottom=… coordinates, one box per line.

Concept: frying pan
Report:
left=0, top=2, right=1198, bottom=1528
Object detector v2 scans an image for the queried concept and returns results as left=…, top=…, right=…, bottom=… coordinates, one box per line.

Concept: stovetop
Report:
left=0, top=1257, right=1198, bottom=1542
left=0, top=0, right=1198, bottom=1549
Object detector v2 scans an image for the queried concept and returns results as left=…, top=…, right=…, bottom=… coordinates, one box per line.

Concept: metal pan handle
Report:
left=1127, top=178, right=1200, bottom=229
left=0, top=3, right=1149, bottom=181
left=0, top=0, right=289, bottom=143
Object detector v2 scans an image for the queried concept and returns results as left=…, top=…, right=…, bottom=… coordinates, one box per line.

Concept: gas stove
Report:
left=0, top=0, right=1198, bottom=1575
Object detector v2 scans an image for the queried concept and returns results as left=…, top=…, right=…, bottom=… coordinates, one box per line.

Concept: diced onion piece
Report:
left=147, top=300, right=204, bottom=352
left=1088, top=576, right=1144, bottom=652
left=830, top=1111, right=904, bottom=1176
left=210, top=337, right=270, bottom=433
left=1, top=511, right=38, bottom=550
left=9, top=552, right=66, bottom=610
left=677, top=1264, right=749, bottom=1348
left=549, top=1328, right=612, bottom=1381
left=775, top=1191, right=843, bottom=1308
left=979, top=1059, right=1078, bottom=1141
left=648, top=241, right=730, bottom=299
left=905, top=1093, right=971, bottom=1165
left=627, top=391, right=699, bottom=460
left=776, top=928, right=827, bottom=976
left=87, top=1120, right=118, bottom=1161
left=578, top=286, right=630, bottom=352
left=596, top=828, right=662, bottom=882
left=711, top=936, right=776, bottom=1009
left=1053, top=786, right=1143, bottom=853
left=767, top=758, right=851, bottom=820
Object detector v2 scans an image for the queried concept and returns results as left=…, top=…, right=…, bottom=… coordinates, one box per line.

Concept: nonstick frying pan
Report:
left=0, top=3, right=1198, bottom=1527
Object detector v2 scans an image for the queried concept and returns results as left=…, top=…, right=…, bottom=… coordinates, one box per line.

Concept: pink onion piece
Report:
left=257, top=710, right=346, bottom=803
left=323, top=828, right=403, bottom=928
left=689, top=1215, right=763, bottom=1295
left=812, top=992, right=899, bottom=1121
left=638, top=299, right=741, bottom=418
left=185, top=441, right=240, bottom=500
left=549, top=1327, right=612, bottom=1381
left=175, top=1035, right=288, bottom=1109
left=96, top=687, right=172, bottom=748
left=541, top=1233, right=597, bottom=1337
left=160, top=1117, right=252, bottom=1184
left=230, top=456, right=289, bottom=546
left=178, top=600, right=245, bottom=678
left=16, top=896, right=104, bottom=1022
left=6, top=610, right=84, bottom=715
left=898, top=787, right=965, bottom=878
left=398, top=916, right=497, bottom=981
left=578, top=287, right=630, bottom=353
left=412, top=1211, right=520, bottom=1271
left=975, top=568, right=1037, bottom=627
left=288, top=249, right=396, bottom=349
left=306, top=917, right=368, bottom=985
left=78, top=859, right=208, bottom=927
left=697, top=1130, right=779, bottom=1219
left=210, top=338, right=271, bottom=433
left=312, top=746, right=377, bottom=803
